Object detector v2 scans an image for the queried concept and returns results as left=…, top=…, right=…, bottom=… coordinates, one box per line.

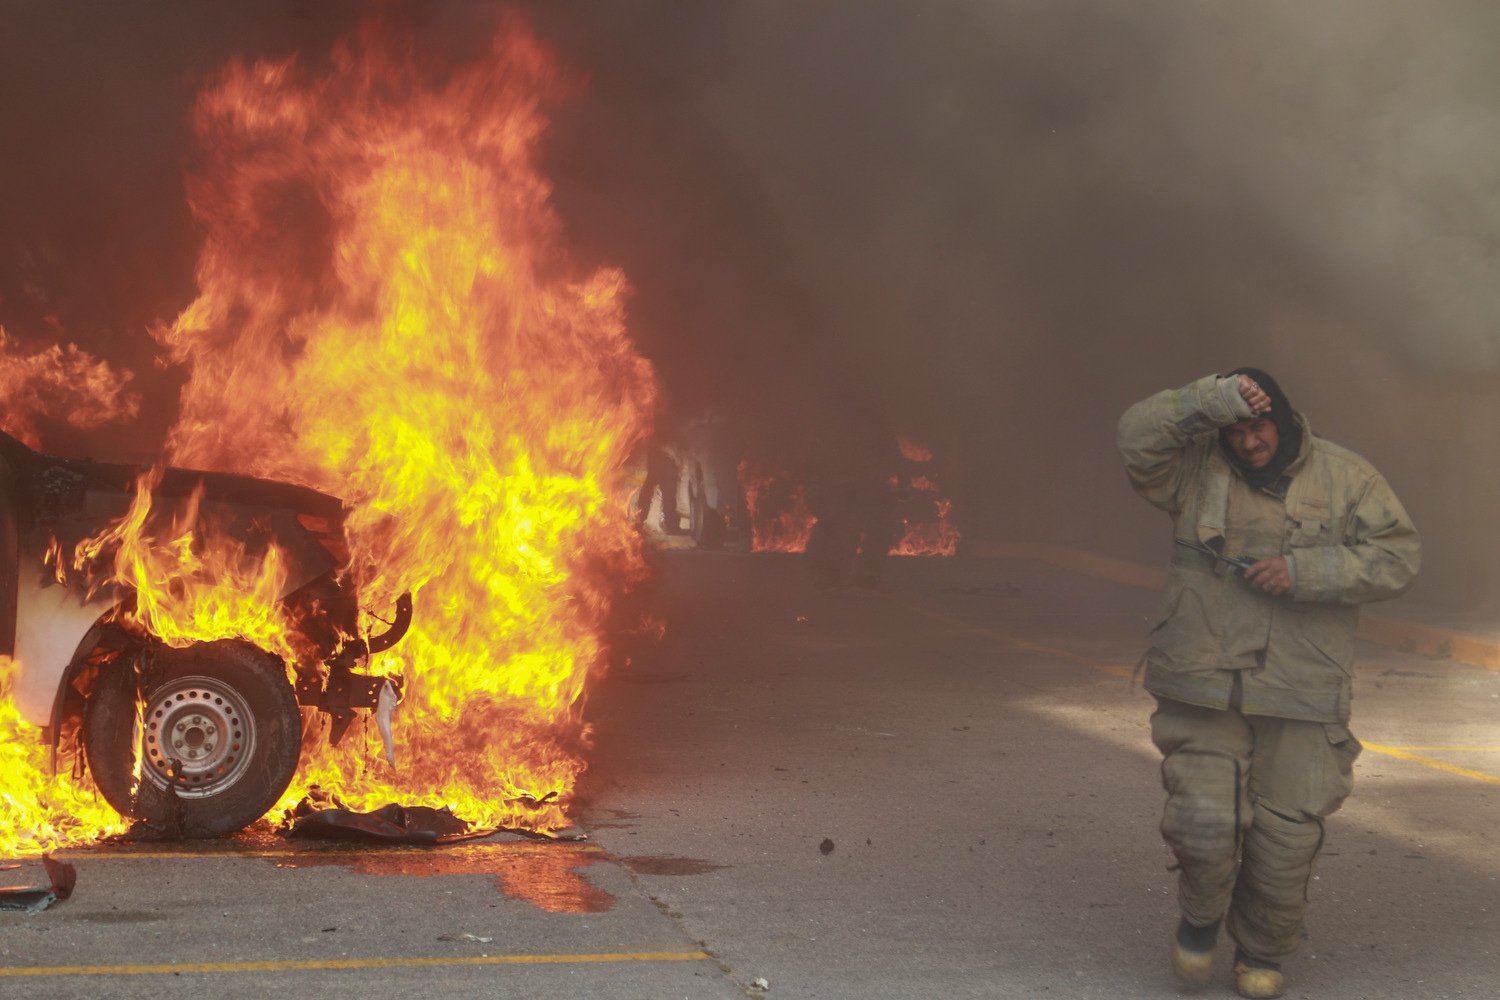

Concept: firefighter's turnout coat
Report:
left=1118, top=375, right=1420, bottom=724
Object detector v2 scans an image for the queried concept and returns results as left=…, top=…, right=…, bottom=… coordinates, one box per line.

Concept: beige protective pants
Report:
left=1151, top=694, right=1361, bottom=960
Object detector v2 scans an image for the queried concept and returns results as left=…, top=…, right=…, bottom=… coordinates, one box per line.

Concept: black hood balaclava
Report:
left=1220, top=366, right=1303, bottom=489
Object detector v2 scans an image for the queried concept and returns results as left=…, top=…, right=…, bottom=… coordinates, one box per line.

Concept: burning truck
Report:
left=1, top=428, right=410, bottom=837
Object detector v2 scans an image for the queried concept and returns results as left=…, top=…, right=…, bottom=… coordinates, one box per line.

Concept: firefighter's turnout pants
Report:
left=1150, top=693, right=1361, bottom=960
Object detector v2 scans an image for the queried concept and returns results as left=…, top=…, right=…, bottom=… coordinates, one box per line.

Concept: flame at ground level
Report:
left=0, top=659, right=125, bottom=855
left=743, top=441, right=959, bottom=558
left=740, top=463, right=815, bottom=554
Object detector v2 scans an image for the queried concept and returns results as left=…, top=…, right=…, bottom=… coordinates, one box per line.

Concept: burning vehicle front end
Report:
left=0, top=429, right=410, bottom=837
left=0, top=17, right=667, bottom=855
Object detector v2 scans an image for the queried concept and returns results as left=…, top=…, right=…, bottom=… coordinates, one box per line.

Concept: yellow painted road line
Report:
left=0, top=950, right=714, bottom=978
left=1362, top=743, right=1500, bottom=786
left=1377, top=746, right=1500, bottom=753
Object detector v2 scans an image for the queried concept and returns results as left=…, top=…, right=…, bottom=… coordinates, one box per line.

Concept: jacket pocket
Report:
left=1310, top=723, right=1361, bottom=813
left=1287, top=497, right=1331, bottom=548
left=1323, top=723, right=1362, bottom=755
left=1289, top=604, right=1358, bottom=675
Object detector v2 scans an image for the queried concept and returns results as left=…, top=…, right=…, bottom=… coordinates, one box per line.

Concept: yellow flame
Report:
left=73, top=468, right=297, bottom=662
left=0, top=657, right=126, bottom=856
left=148, top=20, right=654, bottom=831
left=0, top=16, right=657, bottom=847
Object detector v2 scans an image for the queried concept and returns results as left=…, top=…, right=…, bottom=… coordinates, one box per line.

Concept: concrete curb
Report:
left=969, top=540, right=1500, bottom=672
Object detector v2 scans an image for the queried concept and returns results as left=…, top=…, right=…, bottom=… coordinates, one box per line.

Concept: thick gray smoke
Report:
left=526, top=0, right=1500, bottom=611
left=2, top=1, right=1498, bottom=610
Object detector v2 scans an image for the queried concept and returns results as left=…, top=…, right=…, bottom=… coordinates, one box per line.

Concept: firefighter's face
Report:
left=1225, top=416, right=1279, bottom=469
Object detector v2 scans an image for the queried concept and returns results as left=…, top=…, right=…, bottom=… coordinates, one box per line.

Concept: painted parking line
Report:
left=1362, top=743, right=1500, bottom=786
left=1374, top=746, right=1500, bottom=753
left=0, top=950, right=714, bottom=978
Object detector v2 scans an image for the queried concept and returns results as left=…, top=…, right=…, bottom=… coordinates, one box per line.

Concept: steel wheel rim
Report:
left=140, top=674, right=257, bottom=799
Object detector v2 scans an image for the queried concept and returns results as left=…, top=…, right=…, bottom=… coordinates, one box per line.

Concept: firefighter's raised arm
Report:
left=1117, top=374, right=1255, bottom=513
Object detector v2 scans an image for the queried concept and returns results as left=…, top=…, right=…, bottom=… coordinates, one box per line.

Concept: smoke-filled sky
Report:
left=3, top=1, right=1499, bottom=608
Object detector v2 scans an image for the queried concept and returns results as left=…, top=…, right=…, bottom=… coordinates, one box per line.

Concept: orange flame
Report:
left=73, top=468, right=298, bottom=662
left=742, top=439, right=958, bottom=558
left=739, top=461, right=815, bottom=553
left=65, top=17, right=649, bottom=836
left=0, top=326, right=140, bottom=448
left=890, top=440, right=959, bottom=556
left=890, top=496, right=959, bottom=557
left=0, top=16, right=654, bottom=849
left=897, top=435, right=932, bottom=463
left=0, top=327, right=144, bottom=855
left=136, top=19, right=658, bottom=833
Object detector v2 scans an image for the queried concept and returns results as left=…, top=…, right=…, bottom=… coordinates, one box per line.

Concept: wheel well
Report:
left=48, top=619, right=137, bottom=769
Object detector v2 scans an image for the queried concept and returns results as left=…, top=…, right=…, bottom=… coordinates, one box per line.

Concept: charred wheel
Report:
left=139, top=673, right=257, bottom=795
left=85, top=640, right=301, bottom=837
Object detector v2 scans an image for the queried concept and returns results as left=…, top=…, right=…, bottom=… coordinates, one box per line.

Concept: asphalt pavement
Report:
left=3, top=549, right=1497, bottom=999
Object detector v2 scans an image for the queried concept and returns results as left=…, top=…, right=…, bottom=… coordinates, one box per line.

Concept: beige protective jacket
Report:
left=1118, top=375, right=1420, bottom=723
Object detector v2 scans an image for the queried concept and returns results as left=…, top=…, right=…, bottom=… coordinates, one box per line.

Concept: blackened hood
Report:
left=0, top=427, right=347, bottom=603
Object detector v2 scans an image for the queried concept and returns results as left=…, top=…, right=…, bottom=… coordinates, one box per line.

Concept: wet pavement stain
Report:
left=489, top=846, right=614, bottom=913
left=618, top=856, right=726, bottom=876
left=583, top=807, right=641, bottom=831
left=53, top=832, right=723, bottom=913
left=271, top=842, right=616, bottom=914
left=72, top=910, right=166, bottom=924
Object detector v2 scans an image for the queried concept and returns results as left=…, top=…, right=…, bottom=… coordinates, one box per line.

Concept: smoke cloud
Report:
left=2, top=1, right=1498, bottom=609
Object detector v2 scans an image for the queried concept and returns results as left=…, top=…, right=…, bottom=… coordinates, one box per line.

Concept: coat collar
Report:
left=1196, top=413, right=1314, bottom=548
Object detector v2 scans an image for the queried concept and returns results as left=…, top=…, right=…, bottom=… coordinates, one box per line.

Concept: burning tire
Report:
left=84, top=640, right=302, bottom=837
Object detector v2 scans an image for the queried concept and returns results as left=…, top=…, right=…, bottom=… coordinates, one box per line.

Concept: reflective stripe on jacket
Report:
left=1118, top=375, right=1420, bottom=723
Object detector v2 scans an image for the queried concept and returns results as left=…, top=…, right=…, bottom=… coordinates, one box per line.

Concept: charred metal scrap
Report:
left=279, top=789, right=490, bottom=845
left=0, top=855, right=76, bottom=913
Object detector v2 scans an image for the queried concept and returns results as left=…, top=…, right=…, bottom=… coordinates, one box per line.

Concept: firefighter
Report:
left=1117, top=369, right=1419, bottom=998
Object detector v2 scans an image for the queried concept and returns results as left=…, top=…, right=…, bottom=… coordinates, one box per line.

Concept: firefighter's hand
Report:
left=1245, top=556, right=1292, bottom=596
left=1236, top=374, right=1272, bottom=415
